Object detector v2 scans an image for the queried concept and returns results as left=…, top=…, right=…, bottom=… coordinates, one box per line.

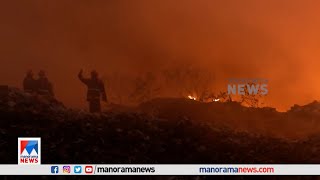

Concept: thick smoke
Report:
left=0, top=0, right=320, bottom=111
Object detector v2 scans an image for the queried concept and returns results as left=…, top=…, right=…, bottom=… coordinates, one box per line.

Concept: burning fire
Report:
left=188, top=95, right=197, bottom=100
left=187, top=94, right=220, bottom=102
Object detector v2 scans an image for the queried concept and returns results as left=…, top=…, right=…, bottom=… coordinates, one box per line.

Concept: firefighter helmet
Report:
left=26, top=70, right=33, bottom=77
left=38, top=70, right=46, bottom=77
left=91, top=70, right=98, bottom=78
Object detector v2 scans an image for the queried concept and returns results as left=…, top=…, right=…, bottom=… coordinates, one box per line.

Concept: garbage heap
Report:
left=0, top=87, right=320, bottom=164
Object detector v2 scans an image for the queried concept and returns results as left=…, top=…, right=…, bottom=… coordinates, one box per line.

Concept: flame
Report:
left=213, top=98, right=220, bottom=102
left=188, top=95, right=196, bottom=100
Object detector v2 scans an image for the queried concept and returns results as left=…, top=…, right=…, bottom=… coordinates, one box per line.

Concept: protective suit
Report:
left=78, top=70, right=107, bottom=113
left=36, top=70, right=54, bottom=97
left=23, top=70, right=37, bottom=93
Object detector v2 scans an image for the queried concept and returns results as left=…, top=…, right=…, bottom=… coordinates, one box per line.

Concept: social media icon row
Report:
left=51, top=166, right=93, bottom=174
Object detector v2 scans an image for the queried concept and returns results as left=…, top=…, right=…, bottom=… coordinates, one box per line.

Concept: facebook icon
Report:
left=51, top=166, right=59, bottom=174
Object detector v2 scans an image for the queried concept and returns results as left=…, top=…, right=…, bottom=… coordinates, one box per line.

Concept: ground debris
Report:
left=1, top=88, right=320, bottom=164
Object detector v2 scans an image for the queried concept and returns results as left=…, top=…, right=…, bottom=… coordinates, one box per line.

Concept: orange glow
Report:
left=188, top=95, right=197, bottom=101
left=0, top=1, right=320, bottom=111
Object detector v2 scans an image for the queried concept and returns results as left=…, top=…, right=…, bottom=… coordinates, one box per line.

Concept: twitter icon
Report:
left=74, top=166, right=82, bottom=174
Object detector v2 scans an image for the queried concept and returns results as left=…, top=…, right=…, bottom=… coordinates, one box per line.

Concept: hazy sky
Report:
left=1, top=0, right=320, bottom=111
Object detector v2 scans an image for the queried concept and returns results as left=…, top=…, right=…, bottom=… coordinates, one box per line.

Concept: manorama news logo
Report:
left=18, top=137, right=41, bottom=165
left=227, top=78, right=268, bottom=95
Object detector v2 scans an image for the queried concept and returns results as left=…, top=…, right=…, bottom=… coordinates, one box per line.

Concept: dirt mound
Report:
left=139, top=98, right=320, bottom=139
left=0, top=89, right=320, bottom=164
left=4, top=87, right=65, bottom=114
left=0, top=105, right=307, bottom=164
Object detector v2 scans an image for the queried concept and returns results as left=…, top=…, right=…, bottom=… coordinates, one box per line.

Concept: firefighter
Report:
left=23, top=70, right=37, bottom=94
left=78, top=69, right=107, bottom=113
left=36, top=70, right=54, bottom=97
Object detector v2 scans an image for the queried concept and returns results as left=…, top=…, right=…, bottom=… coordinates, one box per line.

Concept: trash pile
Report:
left=289, top=101, right=320, bottom=117
left=0, top=88, right=320, bottom=164
left=4, top=87, right=65, bottom=115
left=139, top=98, right=320, bottom=138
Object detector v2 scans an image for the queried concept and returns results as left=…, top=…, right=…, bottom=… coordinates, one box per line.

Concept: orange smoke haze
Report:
left=1, top=0, right=320, bottom=111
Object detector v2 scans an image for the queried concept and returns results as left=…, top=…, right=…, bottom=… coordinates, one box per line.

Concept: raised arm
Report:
left=78, top=69, right=89, bottom=85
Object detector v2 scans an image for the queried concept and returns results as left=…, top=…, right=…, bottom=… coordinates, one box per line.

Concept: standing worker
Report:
left=23, top=70, right=37, bottom=94
left=78, top=69, right=107, bottom=113
left=37, top=70, right=54, bottom=97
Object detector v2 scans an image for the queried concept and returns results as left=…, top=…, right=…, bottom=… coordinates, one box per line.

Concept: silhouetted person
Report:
left=78, top=69, right=107, bottom=113
left=23, top=70, right=37, bottom=93
left=36, top=70, right=54, bottom=97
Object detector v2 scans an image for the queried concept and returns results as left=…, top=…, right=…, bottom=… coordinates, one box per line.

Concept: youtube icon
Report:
left=85, top=166, right=93, bottom=174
